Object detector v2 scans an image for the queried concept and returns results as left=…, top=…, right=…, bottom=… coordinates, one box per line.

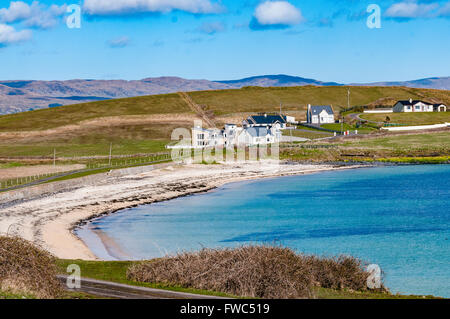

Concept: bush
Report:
left=0, top=236, right=62, bottom=298
left=127, top=245, right=377, bottom=299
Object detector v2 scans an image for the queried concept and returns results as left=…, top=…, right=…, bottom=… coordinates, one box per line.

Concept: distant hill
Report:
left=216, top=74, right=342, bottom=88
left=0, top=75, right=448, bottom=115
left=352, top=77, right=450, bottom=91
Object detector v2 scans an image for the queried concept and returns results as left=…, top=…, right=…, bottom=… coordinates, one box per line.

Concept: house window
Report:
left=415, top=106, right=421, bottom=111
left=197, top=134, right=204, bottom=139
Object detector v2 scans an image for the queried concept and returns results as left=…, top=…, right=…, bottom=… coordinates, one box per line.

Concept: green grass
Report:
left=0, top=162, right=24, bottom=168
left=361, top=112, right=450, bottom=125
left=320, top=123, right=376, bottom=134
left=282, top=131, right=450, bottom=162
left=0, top=290, right=35, bottom=299
left=0, top=140, right=169, bottom=158
left=56, top=259, right=236, bottom=298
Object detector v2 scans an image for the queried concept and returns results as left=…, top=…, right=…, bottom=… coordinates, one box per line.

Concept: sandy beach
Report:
left=0, top=162, right=367, bottom=260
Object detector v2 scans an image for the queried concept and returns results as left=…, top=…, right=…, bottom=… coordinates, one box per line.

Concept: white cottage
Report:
left=306, top=105, right=335, bottom=124
left=236, top=127, right=279, bottom=146
left=393, top=99, right=434, bottom=113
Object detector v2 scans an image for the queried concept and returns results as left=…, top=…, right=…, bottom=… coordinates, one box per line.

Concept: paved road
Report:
left=58, top=276, right=229, bottom=299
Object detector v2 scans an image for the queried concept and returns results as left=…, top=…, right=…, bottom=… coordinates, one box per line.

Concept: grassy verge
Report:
left=56, top=258, right=438, bottom=299
left=56, top=259, right=236, bottom=298
left=282, top=131, right=450, bottom=162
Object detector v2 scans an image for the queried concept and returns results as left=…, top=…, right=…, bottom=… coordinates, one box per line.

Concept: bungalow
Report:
left=393, top=99, right=434, bottom=112
left=306, top=105, right=335, bottom=124
left=236, top=127, right=280, bottom=146
left=433, top=103, right=447, bottom=112
left=243, top=113, right=287, bottom=130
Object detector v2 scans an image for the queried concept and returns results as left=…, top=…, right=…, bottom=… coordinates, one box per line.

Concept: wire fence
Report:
left=0, top=153, right=171, bottom=192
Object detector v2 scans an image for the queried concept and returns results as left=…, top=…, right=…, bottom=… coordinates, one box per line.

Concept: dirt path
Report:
left=178, top=92, right=216, bottom=127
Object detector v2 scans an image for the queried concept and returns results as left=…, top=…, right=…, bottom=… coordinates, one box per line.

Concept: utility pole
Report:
left=347, top=88, right=350, bottom=110
left=279, top=102, right=282, bottom=115
left=109, top=142, right=112, bottom=166
left=53, top=148, right=56, bottom=167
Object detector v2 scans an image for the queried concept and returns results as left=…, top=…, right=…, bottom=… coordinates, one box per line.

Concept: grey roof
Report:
left=396, top=100, right=430, bottom=106
left=245, top=127, right=271, bottom=137
left=247, top=114, right=286, bottom=125
left=433, top=103, right=446, bottom=106
left=310, top=105, right=334, bottom=115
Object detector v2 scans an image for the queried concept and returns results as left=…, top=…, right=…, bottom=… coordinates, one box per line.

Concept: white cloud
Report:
left=108, top=36, right=130, bottom=48
left=438, top=2, right=450, bottom=17
left=385, top=1, right=439, bottom=19
left=0, top=1, right=66, bottom=29
left=0, top=1, right=31, bottom=23
left=197, top=21, right=225, bottom=34
left=83, top=0, right=224, bottom=16
left=0, top=23, right=32, bottom=45
left=253, top=1, right=304, bottom=26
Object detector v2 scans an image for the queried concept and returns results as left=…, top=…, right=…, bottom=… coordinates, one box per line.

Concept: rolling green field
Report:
left=361, top=112, right=450, bottom=125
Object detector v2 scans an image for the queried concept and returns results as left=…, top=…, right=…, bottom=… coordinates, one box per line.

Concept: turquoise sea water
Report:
left=77, top=165, right=450, bottom=297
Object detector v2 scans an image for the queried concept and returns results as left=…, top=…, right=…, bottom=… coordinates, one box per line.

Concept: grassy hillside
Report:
left=0, top=86, right=448, bottom=132
left=0, top=93, right=191, bottom=132
left=189, top=86, right=450, bottom=115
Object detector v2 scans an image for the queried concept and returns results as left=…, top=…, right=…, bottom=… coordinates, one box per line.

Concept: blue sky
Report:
left=0, top=0, right=449, bottom=82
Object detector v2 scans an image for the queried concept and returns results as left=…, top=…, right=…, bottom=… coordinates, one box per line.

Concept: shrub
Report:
left=127, top=245, right=378, bottom=299
left=0, top=236, right=62, bottom=298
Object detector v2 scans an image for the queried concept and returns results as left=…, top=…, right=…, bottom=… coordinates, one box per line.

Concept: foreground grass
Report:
left=56, top=259, right=236, bottom=298
left=56, top=259, right=433, bottom=299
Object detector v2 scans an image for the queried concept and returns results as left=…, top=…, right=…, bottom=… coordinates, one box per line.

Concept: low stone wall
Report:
left=363, top=109, right=393, bottom=114
left=0, top=163, right=171, bottom=205
left=381, top=123, right=450, bottom=131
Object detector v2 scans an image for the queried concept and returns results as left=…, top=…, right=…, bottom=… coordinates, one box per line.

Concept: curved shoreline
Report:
left=0, top=162, right=371, bottom=260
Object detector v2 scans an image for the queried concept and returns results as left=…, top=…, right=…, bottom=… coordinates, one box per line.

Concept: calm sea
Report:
left=77, top=165, right=450, bottom=297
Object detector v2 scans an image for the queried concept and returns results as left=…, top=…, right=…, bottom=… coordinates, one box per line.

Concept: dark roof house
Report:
left=244, top=113, right=287, bottom=127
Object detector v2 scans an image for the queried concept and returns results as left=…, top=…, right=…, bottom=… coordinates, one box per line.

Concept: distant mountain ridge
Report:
left=0, top=75, right=448, bottom=115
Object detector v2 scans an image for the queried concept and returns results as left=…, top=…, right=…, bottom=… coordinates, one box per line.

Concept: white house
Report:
left=236, top=127, right=279, bottom=146
left=191, top=124, right=280, bottom=149
left=306, top=105, right=335, bottom=124
left=192, top=127, right=224, bottom=148
left=393, top=99, right=434, bottom=112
